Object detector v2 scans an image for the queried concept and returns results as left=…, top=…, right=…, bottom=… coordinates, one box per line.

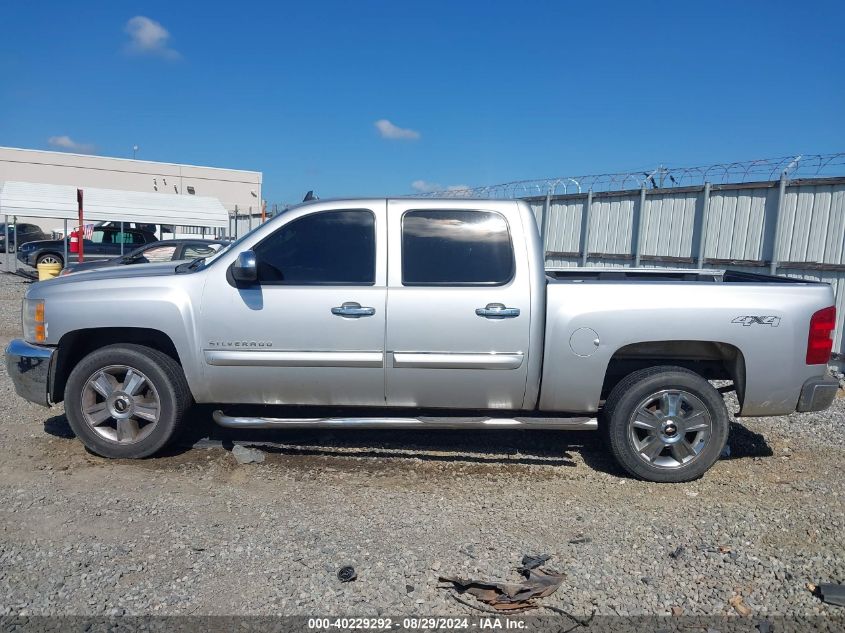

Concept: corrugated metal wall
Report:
left=528, top=177, right=845, bottom=362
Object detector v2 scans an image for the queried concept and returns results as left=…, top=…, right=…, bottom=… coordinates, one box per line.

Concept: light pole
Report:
left=132, top=145, right=139, bottom=159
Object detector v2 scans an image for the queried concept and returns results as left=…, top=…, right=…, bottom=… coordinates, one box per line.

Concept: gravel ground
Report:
left=0, top=272, right=843, bottom=619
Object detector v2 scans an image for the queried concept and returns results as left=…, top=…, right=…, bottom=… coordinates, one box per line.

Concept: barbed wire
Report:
left=410, top=152, right=845, bottom=199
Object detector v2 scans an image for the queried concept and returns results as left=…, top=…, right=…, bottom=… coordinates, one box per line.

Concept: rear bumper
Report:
left=796, top=374, right=840, bottom=413
left=4, top=339, right=55, bottom=407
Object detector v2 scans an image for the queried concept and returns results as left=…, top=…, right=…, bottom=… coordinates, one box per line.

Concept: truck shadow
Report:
left=722, top=420, right=775, bottom=460
left=42, top=409, right=772, bottom=474
left=180, top=407, right=581, bottom=467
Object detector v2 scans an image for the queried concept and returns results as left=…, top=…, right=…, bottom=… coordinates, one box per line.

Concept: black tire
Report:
left=601, top=366, right=729, bottom=483
left=36, top=252, right=64, bottom=268
left=64, top=344, right=191, bottom=459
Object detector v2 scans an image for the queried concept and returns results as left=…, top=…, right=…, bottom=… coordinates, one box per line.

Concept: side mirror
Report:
left=231, top=250, right=258, bottom=283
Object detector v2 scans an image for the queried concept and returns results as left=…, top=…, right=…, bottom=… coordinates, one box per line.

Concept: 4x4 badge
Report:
left=732, top=315, right=781, bottom=327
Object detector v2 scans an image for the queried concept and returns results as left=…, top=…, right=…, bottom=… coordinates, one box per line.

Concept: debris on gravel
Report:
left=439, top=557, right=565, bottom=611
left=729, top=594, right=753, bottom=617
left=337, top=566, right=357, bottom=583
left=231, top=444, right=265, bottom=464
left=817, top=583, right=845, bottom=608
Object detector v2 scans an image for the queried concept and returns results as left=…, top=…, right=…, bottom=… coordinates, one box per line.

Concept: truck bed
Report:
left=540, top=265, right=834, bottom=416
left=546, top=267, right=818, bottom=284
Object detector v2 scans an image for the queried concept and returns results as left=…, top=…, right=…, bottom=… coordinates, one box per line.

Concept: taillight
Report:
left=806, top=306, right=836, bottom=365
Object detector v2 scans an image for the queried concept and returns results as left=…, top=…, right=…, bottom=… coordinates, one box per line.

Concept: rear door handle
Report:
left=331, top=302, right=376, bottom=318
left=475, top=303, right=520, bottom=319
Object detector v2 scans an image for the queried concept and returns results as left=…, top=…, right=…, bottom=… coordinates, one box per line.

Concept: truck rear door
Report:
left=384, top=200, right=532, bottom=409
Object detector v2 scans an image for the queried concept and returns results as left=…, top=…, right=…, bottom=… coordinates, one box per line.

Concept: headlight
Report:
left=22, top=299, right=47, bottom=343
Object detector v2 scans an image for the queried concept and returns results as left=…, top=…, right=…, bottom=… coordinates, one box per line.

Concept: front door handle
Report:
left=331, top=302, right=376, bottom=318
left=476, top=303, right=520, bottom=319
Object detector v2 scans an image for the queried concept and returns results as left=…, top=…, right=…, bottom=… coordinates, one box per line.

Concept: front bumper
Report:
left=16, top=251, right=37, bottom=267
left=4, top=339, right=55, bottom=407
left=796, top=374, right=840, bottom=413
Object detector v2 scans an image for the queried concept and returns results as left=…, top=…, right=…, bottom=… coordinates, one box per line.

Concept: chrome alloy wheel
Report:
left=38, top=254, right=62, bottom=264
left=627, top=389, right=713, bottom=469
left=80, top=365, right=161, bottom=444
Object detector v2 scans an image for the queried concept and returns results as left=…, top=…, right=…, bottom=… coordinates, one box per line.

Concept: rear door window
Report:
left=401, top=210, right=514, bottom=286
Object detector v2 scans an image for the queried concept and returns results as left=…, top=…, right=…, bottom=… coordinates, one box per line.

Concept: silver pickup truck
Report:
left=6, top=198, right=839, bottom=482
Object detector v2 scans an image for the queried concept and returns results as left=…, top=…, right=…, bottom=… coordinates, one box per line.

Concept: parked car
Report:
left=0, top=222, right=50, bottom=253
left=5, top=198, right=839, bottom=482
left=61, top=239, right=228, bottom=275
left=16, top=225, right=158, bottom=268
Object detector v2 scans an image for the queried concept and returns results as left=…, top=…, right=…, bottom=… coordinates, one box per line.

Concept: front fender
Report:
left=26, top=274, right=204, bottom=399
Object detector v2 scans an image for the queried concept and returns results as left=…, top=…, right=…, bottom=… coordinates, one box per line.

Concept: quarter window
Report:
left=254, top=210, right=375, bottom=284
left=140, top=246, right=177, bottom=262
left=401, top=210, right=514, bottom=285
left=183, top=244, right=221, bottom=259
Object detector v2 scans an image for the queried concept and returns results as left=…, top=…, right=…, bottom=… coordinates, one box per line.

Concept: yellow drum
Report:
left=37, top=262, right=62, bottom=281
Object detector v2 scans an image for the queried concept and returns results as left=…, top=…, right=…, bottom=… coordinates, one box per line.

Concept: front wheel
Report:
left=601, top=366, right=729, bottom=483
left=36, top=253, right=64, bottom=268
left=64, top=344, right=191, bottom=458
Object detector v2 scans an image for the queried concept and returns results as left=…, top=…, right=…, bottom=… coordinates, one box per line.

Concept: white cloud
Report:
left=411, top=179, right=436, bottom=192
left=124, top=16, right=181, bottom=60
left=48, top=135, right=96, bottom=154
left=375, top=119, right=420, bottom=141
left=411, top=180, right=472, bottom=195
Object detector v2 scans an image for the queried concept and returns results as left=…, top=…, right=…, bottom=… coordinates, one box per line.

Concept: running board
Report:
left=212, top=410, right=597, bottom=430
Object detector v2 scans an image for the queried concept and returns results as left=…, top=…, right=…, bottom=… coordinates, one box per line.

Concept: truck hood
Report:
left=40, top=261, right=184, bottom=286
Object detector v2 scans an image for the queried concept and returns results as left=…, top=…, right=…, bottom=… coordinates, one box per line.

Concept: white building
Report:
left=0, top=146, right=263, bottom=237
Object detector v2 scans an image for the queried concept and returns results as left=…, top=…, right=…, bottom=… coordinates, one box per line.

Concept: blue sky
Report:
left=1, top=0, right=843, bottom=204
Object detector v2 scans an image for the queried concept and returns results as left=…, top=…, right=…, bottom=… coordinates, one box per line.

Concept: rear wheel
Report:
left=64, top=344, right=191, bottom=458
left=601, top=366, right=729, bottom=482
left=36, top=253, right=64, bottom=267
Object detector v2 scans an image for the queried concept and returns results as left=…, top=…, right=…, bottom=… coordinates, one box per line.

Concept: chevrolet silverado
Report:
left=5, top=198, right=839, bottom=482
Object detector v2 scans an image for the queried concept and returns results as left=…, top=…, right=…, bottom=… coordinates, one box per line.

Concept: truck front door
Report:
left=198, top=203, right=387, bottom=406
left=384, top=201, right=532, bottom=409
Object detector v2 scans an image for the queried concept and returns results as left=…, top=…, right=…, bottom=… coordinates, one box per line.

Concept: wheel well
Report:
left=51, top=328, right=181, bottom=404
left=601, top=340, right=746, bottom=406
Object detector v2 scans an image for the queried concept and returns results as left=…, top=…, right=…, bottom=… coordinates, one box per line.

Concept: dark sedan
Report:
left=60, top=239, right=228, bottom=275
left=16, top=225, right=159, bottom=268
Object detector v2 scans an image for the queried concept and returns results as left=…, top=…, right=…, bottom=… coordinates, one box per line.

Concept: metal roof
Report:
left=0, top=145, right=262, bottom=178
left=0, top=181, right=229, bottom=228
